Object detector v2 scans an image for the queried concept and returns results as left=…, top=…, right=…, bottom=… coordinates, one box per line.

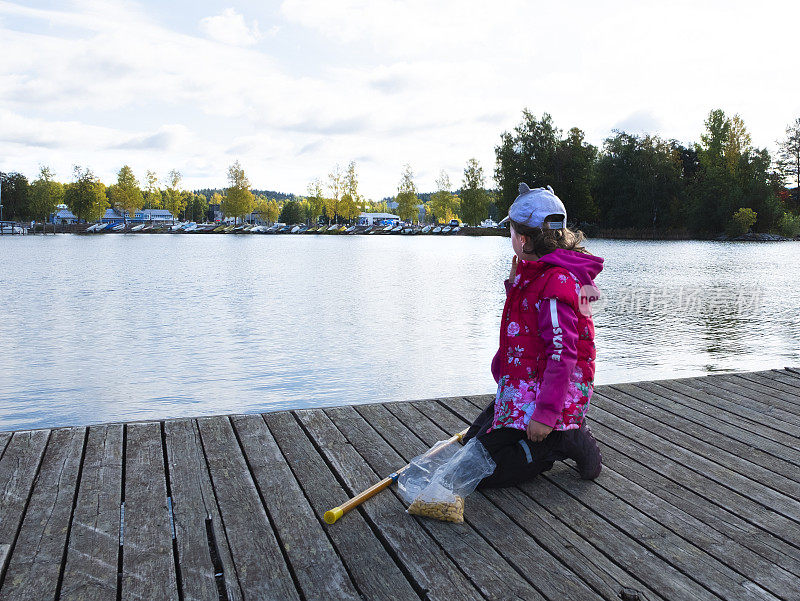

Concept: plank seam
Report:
left=226, top=416, right=307, bottom=601
left=0, top=429, right=53, bottom=592
left=194, top=419, right=246, bottom=599
left=258, top=413, right=366, bottom=601
left=159, top=421, right=185, bottom=601
left=728, top=374, right=800, bottom=408
left=115, top=424, right=127, bottom=601
left=290, top=410, right=429, bottom=601
left=53, top=426, right=90, bottom=600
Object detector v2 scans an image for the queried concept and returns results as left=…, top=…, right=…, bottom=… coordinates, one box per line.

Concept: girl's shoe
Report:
left=562, top=423, right=602, bottom=480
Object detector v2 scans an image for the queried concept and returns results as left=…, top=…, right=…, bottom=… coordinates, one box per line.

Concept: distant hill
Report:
left=194, top=188, right=298, bottom=201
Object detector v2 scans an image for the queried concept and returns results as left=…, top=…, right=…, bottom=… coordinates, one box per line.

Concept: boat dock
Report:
left=1, top=368, right=799, bottom=600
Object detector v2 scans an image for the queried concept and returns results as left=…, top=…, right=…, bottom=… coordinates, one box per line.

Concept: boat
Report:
left=112, top=223, right=126, bottom=231
left=0, top=221, right=26, bottom=235
left=432, top=226, right=442, bottom=233
left=183, top=223, right=198, bottom=232
left=421, top=225, right=432, bottom=233
left=327, top=224, right=339, bottom=232
left=223, top=225, right=236, bottom=233
left=441, top=226, right=451, bottom=233
left=213, top=224, right=227, bottom=232
left=451, top=226, right=460, bottom=234
left=344, top=226, right=356, bottom=233
left=391, top=225, right=403, bottom=233
left=290, top=225, right=301, bottom=233
left=131, top=224, right=145, bottom=232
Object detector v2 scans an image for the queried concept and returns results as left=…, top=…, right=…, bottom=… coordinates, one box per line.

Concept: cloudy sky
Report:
left=1, top=0, right=798, bottom=199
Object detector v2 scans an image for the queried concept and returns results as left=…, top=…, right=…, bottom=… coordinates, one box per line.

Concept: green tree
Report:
left=553, top=127, right=599, bottom=223
left=109, top=165, right=143, bottom=224
left=494, top=110, right=560, bottom=219
left=593, top=132, right=683, bottom=231
left=727, top=207, right=757, bottom=236
left=0, top=171, right=30, bottom=222
left=460, top=159, right=492, bottom=226
left=279, top=199, right=303, bottom=224
left=163, top=169, right=187, bottom=222
left=186, top=193, right=208, bottom=222
left=429, top=170, right=459, bottom=224
left=29, top=166, right=64, bottom=227
left=144, top=170, right=162, bottom=209
left=306, top=178, right=326, bottom=223
left=221, top=161, right=254, bottom=223
left=395, top=164, right=420, bottom=222
left=328, top=164, right=343, bottom=222
left=64, top=166, right=107, bottom=223
left=777, top=118, right=800, bottom=207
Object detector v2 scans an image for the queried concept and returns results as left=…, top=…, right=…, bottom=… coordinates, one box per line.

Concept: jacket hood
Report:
left=536, top=248, right=603, bottom=288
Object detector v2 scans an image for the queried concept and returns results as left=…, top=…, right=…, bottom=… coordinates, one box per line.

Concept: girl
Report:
left=464, top=183, right=604, bottom=488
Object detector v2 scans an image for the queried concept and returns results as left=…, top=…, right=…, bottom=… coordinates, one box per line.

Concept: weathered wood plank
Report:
left=782, top=367, right=800, bottom=380
left=264, top=411, right=422, bottom=601
left=574, top=419, right=800, bottom=578
left=589, top=402, right=800, bottom=524
left=618, top=380, right=800, bottom=459
left=612, top=381, right=800, bottom=468
left=0, top=428, right=85, bottom=601
left=0, top=433, right=11, bottom=461
left=671, top=376, right=800, bottom=433
left=592, top=389, right=800, bottom=498
left=0, top=430, right=50, bottom=581
left=384, top=399, right=664, bottom=601
left=727, top=371, right=800, bottom=406
left=60, top=424, right=123, bottom=601
left=196, top=416, right=299, bottom=601
left=164, top=419, right=243, bottom=601
left=121, top=422, right=179, bottom=601
left=432, top=396, right=718, bottom=601
left=580, top=403, right=800, bottom=549
left=296, top=408, right=483, bottom=601
left=650, top=379, right=800, bottom=443
left=352, top=402, right=561, bottom=601
left=231, top=414, right=360, bottom=601
left=702, top=374, right=800, bottom=416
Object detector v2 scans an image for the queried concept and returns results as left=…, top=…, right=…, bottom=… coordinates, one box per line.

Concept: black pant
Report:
left=464, top=400, right=568, bottom=489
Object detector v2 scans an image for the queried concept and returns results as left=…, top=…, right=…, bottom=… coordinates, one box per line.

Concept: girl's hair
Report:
left=510, top=215, right=588, bottom=256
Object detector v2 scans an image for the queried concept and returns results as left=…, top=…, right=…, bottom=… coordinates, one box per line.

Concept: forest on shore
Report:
left=2, top=109, right=799, bottom=237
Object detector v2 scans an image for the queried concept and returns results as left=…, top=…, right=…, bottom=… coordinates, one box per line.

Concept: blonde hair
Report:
left=510, top=217, right=588, bottom=256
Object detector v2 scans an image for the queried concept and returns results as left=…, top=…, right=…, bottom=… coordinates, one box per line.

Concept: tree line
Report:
left=495, top=109, right=800, bottom=237
left=2, top=108, right=799, bottom=235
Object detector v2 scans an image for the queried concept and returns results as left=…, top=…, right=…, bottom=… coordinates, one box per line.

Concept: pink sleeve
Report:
left=530, top=298, right=579, bottom=427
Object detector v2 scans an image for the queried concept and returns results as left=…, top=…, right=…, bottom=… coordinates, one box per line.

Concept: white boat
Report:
left=0, top=221, right=25, bottom=234
left=290, top=225, right=301, bottom=233
left=442, top=226, right=451, bottom=233
left=85, top=223, right=101, bottom=232
left=112, top=223, right=126, bottom=231
left=391, top=225, right=403, bottom=232
left=131, top=223, right=145, bottom=231
left=183, top=223, right=198, bottom=232
left=345, top=226, right=355, bottom=233
left=451, top=226, right=460, bottom=233
left=421, top=225, right=432, bottom=233
left=382, top=225, right=394, bottom=232
left=432, top=226, right=442, bottom=233
left=170, top=222, right=184, bottom=231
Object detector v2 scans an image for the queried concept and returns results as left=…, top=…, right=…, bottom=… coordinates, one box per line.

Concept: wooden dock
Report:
left=1, top=368, right=799, bottom=600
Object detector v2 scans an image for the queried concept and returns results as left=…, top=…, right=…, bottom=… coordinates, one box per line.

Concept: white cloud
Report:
left=199, top=8, right=261, bottom=46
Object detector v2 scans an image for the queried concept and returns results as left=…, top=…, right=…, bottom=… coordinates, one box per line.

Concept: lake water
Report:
left=1, top=234, right=798, bottom=431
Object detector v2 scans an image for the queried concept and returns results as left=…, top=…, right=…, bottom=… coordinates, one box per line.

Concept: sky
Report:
left=1, top=0, right=799, bottom=199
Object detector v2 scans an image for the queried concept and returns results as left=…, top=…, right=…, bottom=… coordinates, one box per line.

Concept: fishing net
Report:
left=398, top=438, right=495, bottom=523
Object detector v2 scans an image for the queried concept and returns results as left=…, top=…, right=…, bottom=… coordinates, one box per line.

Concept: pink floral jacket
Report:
left=490, top=249, right=604, bottom=432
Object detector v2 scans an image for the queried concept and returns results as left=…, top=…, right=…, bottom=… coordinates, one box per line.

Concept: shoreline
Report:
left=11, top=222, right=800, bottom=241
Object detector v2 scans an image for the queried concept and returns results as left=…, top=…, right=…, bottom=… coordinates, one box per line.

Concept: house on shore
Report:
left=50, top=205, right=79, bottom=224
left=101, top=208, right=175, bottom=224
left=358, top=212, right=401, bottom=226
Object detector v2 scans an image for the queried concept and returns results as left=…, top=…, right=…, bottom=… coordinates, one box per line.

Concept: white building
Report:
left=50, top=205, right=78, bottom=224
left=358, top=212, right=400, bottom=226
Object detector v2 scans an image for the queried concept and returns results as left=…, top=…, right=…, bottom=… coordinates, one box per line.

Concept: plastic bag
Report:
left=398, top=438, right=496, bottom=523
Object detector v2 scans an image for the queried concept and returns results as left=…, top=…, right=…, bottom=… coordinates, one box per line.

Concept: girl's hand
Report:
left=526, top=419, right=553, bottom=443
left=509, top=255, right=518, bottom=282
